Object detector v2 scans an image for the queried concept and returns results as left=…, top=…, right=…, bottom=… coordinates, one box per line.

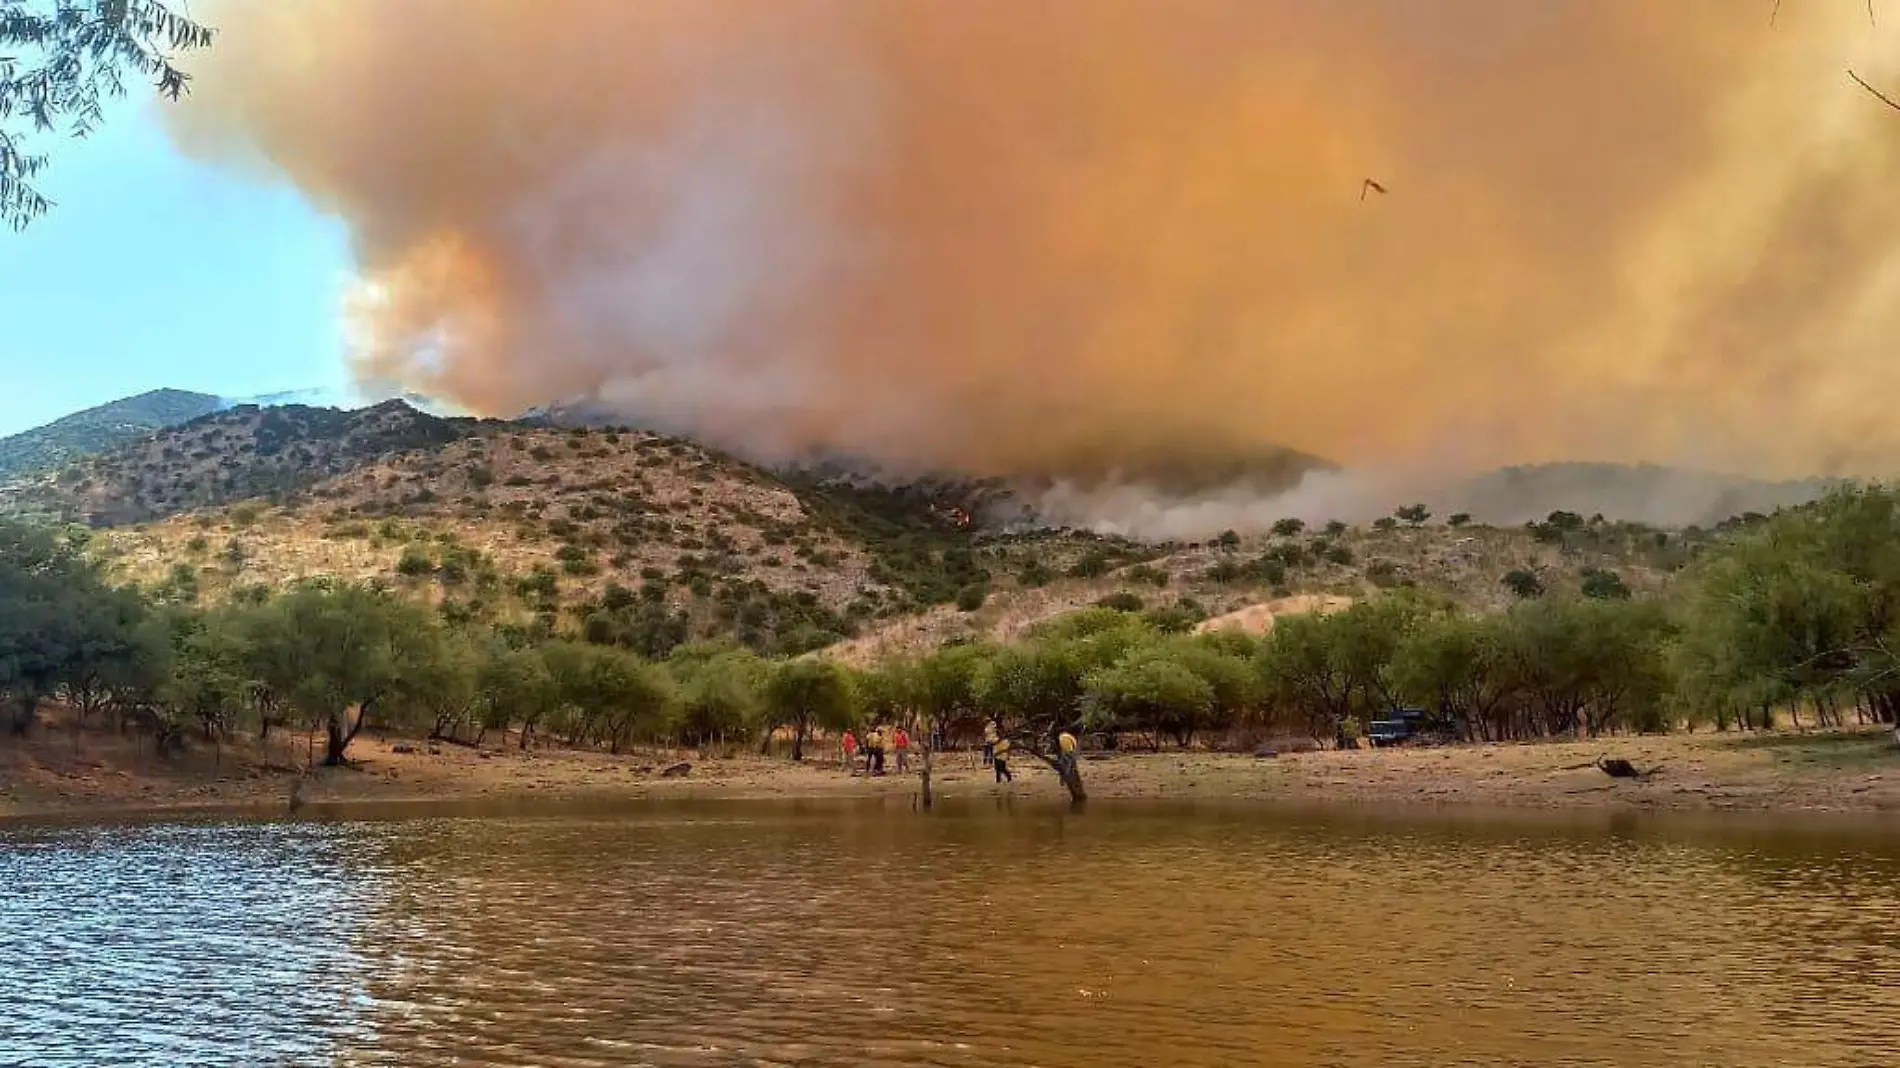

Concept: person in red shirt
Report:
left=841, top=730, right=860, bottom=775
left=892, top=725, right=912, bottom=773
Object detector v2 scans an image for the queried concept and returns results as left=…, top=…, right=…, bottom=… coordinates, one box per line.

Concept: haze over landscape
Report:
left=10, top=8, right=1900, bottom=1066
left=161, top=0, right=1900, bottom=501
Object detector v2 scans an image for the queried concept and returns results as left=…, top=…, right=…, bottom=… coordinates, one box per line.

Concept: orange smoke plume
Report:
left=168, top=0, right=1900, bottom=482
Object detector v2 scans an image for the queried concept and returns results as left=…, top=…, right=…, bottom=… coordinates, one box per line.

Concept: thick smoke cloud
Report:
left=169, top=1, right=1900, bottom=497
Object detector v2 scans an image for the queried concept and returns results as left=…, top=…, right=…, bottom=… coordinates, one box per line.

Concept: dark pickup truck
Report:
left=1366, top=707, right=1431, bottom=748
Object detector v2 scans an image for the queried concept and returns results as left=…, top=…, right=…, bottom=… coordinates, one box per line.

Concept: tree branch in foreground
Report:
left=0, top=0, right=214, bottom=229
left=1849, top=69, right=1900, bottom=112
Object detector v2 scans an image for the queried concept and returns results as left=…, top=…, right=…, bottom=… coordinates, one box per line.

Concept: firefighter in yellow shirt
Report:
left=1057, top=729, right=1079, bottom=777
left=992, top=737, right=1013, bottom=783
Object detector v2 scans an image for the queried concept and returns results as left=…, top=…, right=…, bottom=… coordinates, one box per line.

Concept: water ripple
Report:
left=3, top=805, right=1899, bottom=1066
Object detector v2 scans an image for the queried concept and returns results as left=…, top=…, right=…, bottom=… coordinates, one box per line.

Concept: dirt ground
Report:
left=3, top=716, right=1897, bottom=822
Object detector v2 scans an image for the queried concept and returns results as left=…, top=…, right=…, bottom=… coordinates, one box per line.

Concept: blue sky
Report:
left=0, top=97, right=353, bottom=437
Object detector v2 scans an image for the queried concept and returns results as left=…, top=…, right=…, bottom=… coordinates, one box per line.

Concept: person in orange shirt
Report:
left=892, top=725, right=912, bottom=773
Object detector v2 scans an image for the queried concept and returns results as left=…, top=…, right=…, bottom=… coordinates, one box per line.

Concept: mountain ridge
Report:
left=0, top=389, right=224, bottom=484
left=0, top=392, right=1827, bottom=663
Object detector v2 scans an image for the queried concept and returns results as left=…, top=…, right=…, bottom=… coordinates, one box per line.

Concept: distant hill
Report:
left=0, top=389, right=223, bottom=483
left=0, top=386, right=463, bottom=488
left=224, top=386, right=456, bottom=416
left=1447, top=463, right=1842, bottom=529
left=0, top=400, right=483, bottom=525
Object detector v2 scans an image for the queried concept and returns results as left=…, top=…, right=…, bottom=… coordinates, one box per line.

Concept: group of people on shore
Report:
left=841, top=720, right=1079, bottom=785
left=839, top=724, right=912, bottom=776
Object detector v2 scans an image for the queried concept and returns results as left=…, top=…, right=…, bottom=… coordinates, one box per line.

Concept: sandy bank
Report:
left=4, top=722, right=1897, bottom=823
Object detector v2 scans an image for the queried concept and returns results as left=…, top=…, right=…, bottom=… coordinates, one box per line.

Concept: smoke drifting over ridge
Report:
left=169, top=1, right=1900, bottom=500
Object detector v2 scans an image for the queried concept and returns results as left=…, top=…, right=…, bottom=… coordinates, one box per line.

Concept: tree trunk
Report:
left=324, top=710, right=350, bottom=766
left=11, top=693, right=38, bottom=736
left=919, top=743, right=934, bottom=810
left=1056, top=758, right=1087, bottom=805
left=324, top=702, right=374, bottom=766
left=1022, top=742, right=1087, bottom=805
left=791, top=721, right=807, bottom=762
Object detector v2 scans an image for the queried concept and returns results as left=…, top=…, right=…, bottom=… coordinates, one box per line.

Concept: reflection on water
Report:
left=4, top=800, right=1900, bottom=1067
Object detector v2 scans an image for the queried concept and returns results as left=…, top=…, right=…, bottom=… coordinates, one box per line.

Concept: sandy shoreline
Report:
left=3, top=722, right=1897, bottom=824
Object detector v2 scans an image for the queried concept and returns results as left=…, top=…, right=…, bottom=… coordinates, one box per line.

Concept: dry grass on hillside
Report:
left=96, top=426, right=901, bottom=638
left=8, top=401, right=466, bottom=525
left=830, top=519, right=1680, bottom=660
left=68, top=407, right=1699, bottom=660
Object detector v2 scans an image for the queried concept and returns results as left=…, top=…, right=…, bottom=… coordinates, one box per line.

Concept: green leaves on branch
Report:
left=2, top=1, right=215, bottom=229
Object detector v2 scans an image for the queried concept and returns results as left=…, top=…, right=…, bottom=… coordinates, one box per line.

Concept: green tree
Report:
left=1391, top=612, right=1515, bottom=741
left=1502, top=569, right=1544, bottom=599
left=476, top=644, right=559, bottom=748
left=537, top=641, right=674, bottom=751
left=1257, top=596, right=1423, bottom=742
left=239, top=581, right=437, bottom=765
left=396, top=546, right=435, bottom=577
left=1395, top=504, right=1431, bottom=526
left=1083, top=647, right=1213, bottom=747
left=668, top=643, right=766, bottom=746
left=0, top=519, right=114, bottom=732
left=916, top=642, right=993, bottom=740
left=851, top=658, right=918, bottom=726
left=590, top=650, right=676, bottom=754
left=1497, top=597, right=1672, bottom=737
left=155, top=604, right=249, bottom=754
left=976, top=644, right=1081, bottom=727
left=57, top=581, right=152, bottom=728
left=760, top=658, right=856, bottom=761
left=1672, top=501, right=1876, bottom=729
left=1256, top=613, right=1354, bottom=740
left=2, top=1, right=215, bottom=228
left=1271, top=517, right=1306, bottom=537
left=1016, top=561, right=1056, bottom=588
left=1168, top=636, right=1260, bottom=737
left=1579, top=567, right=1632, bottom=600
left=399, top=628, right=481, bottom=743
left=975, top=640, right=1104, bottom=801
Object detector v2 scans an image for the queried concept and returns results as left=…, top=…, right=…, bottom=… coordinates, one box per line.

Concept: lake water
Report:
left=4, top=798, right=1900, bottom=1067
